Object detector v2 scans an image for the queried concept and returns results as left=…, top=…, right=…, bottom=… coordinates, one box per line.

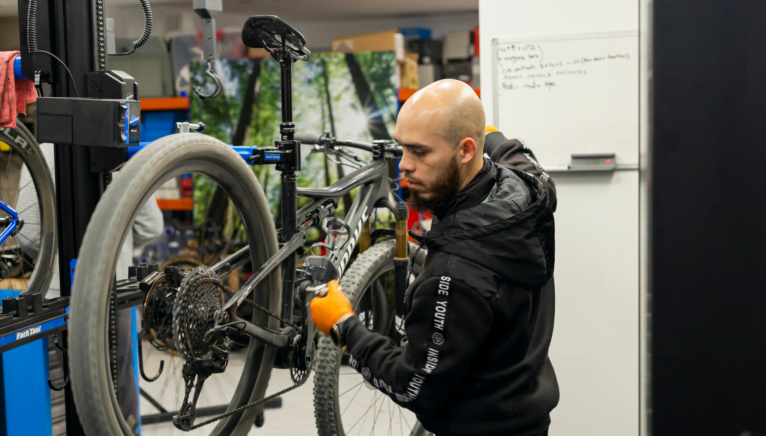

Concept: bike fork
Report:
left=393, top=204, right=409, bottom=340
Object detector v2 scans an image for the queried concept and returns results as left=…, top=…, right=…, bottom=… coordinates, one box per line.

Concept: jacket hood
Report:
left=411, top=163, right=555, bottom=289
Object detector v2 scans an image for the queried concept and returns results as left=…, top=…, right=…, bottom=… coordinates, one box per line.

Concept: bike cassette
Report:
left=172, top=266, right=228, bottom=361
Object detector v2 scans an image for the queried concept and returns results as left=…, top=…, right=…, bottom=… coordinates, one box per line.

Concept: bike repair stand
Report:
left=15, top=0, right=143, bottom=432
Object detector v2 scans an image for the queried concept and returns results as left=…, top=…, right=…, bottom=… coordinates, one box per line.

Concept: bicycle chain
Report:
left=188, top=367, right=310, bottom=430
left=184, top=277, right=301, bottom=330
left=109, top=290, right=118, bottom=400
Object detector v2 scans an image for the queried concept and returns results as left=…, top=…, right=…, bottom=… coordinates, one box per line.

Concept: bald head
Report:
left=399, top=79, right=486, bottom=152
left=395, top=80, right=488, bottom=212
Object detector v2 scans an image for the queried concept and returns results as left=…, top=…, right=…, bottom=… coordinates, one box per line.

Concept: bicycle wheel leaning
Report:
left=0, top=122, right=57, bottom=296
left=69, top=133, right=281, bottom=436
left=314, top=239, right=433, bottom=436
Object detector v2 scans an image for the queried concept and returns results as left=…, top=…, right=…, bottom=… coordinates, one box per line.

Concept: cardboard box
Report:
left=444, top=30, right=472, bottom=61
left=399, top=53, right=419, bottom=90
left=332, top=30, right=405, bottom=61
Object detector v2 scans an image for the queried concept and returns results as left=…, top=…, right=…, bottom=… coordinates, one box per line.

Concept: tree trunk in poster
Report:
left=345, top=53, right=392, bottom=141
left=345, top=53, right=397, bottom=179
left=321, top=56, right=353, bottom=213
left=232, top=59, right=262, bottom=146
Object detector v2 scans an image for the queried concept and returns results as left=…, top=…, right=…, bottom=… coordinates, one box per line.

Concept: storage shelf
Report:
left=140, top=97, right=190, bottom=111
left=156, top=198, right=193, bottom=211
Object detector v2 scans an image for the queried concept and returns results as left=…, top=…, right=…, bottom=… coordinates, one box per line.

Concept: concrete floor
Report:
left=138, top=340, right=420, bottom=436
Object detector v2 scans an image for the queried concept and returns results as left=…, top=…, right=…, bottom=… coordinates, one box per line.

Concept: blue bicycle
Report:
left=0, top=122, right=57, bottom=297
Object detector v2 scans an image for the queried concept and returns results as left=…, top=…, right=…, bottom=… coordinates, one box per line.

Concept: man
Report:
left=311, top=79, right=559, bottom=436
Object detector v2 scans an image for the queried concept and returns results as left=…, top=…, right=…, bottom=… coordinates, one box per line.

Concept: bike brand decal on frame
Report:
left=337, top=206, right=370, bottom=276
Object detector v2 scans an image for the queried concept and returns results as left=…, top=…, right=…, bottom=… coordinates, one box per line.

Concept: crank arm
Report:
left=228, top=321, right=295, bottom=349
left=222, top=230, right=306, bottom=312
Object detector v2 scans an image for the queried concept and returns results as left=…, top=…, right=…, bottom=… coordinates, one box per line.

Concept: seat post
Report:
left=276, top=32, right=298, bottom=328
left=279, top=33, right=293, bottom=126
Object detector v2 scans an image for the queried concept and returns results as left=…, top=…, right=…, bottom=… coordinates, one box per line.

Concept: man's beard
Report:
left=405, top=155, right=462, bottom=213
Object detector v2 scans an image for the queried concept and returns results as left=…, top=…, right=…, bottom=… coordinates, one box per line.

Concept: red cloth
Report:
left=0, top=51, right=37, bottom=128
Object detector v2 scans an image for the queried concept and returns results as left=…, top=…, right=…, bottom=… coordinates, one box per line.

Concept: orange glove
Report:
left=310, top=280, right=354, bottom=335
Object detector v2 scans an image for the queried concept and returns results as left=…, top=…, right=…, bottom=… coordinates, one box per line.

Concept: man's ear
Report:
left=458, top=137, right=477, bottom=164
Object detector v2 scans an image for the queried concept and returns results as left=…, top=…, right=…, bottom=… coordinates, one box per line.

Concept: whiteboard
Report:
left=492, top=31, right=639, bottom=166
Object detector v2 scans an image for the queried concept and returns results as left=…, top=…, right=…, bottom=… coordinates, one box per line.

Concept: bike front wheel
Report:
left=314, top=239, right=432, bottom=436
left=69, top=133, right=281, bottom=436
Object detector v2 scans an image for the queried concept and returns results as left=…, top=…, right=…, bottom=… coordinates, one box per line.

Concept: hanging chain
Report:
left=109, top=289, right=119, bottom=400
left=96, top=0, right=106, bottom=70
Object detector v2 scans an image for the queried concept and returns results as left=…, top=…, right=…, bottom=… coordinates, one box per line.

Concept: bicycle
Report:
left=0, top=122, right=57, bottom=297
left=69, top=15, right=431, bottom=435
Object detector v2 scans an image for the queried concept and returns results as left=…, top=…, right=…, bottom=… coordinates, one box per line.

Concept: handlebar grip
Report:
left=294, top=133, right=323, bottom=145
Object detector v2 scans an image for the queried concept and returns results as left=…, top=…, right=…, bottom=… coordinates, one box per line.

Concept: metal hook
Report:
left=138, top=329, right=164, bottom=382
left=47, top=334, right=69, bottom=391
left=193, top=62, right=223, bottom=100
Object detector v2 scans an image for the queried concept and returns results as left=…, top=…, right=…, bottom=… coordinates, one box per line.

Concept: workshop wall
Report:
left=480, top=1, right=641, bottom=435
left=106, top=5, right=478, bottom=52
left=0, top=17, right=19, bottom=51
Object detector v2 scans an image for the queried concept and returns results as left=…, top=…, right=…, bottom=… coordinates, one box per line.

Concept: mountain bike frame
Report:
left=0, top=200, right=20, bottom=247
left=182, top=32, right=411, bottom=360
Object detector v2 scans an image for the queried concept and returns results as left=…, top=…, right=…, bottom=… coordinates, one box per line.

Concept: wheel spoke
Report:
left=16, top=202, right=38, bottom=216
left=340, top=382, right=365, bottom=416
left=0, top=260, right=14, bottom=292
left=15, top=231, right=40, bottom=252
left=346, top=390, right=384, bottom=435
left=399, top=403, right=404, bottom=436
left=3, top=148, right=13, bottom=199
left=9, top=179, right=32, bottom=203
left=400, top=407, right=411, bottom=429
left=370, top=389, right=387, bottom=435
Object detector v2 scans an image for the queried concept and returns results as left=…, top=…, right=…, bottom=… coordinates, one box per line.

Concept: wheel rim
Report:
left=0, top=124, right=56, bottom=297
left=70, top=137, right=279, bottom=436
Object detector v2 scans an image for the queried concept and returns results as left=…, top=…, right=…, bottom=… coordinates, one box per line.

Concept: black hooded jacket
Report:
left=340, top=137, right=559, bottom=436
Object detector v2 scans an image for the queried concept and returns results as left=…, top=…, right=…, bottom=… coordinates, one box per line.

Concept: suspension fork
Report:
left=392, top=203, right=409, bottom=338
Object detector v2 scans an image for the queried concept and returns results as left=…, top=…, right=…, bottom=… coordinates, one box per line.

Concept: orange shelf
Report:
left=398, top=88, right=480, bottom=102
left=156, top=198, right=193, bottom=211
left=140, top=97, right=190, bottom=111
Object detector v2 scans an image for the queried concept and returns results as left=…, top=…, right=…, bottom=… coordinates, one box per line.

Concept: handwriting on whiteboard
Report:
left=497, top=43, right=630, bottom=91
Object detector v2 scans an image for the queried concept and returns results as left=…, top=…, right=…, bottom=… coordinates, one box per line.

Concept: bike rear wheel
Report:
left=314, top=239, right=432, bottom=436
left=69, top=133, right=281, bottom=436
left=0, top=123, right=57, bottom=297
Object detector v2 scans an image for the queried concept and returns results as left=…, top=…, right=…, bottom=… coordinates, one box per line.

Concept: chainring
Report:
left=172, top=266, right=225, bottom=361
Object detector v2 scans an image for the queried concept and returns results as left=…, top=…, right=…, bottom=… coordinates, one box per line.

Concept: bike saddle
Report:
left=242, top=15, right=310, bottom=61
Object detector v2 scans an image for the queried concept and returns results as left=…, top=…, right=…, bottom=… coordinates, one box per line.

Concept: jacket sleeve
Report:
left=485, top=131, right=558, bottom=212
left=340, top=276, right=493, bottom=416
left=132, top=193, right=165, bottom=248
